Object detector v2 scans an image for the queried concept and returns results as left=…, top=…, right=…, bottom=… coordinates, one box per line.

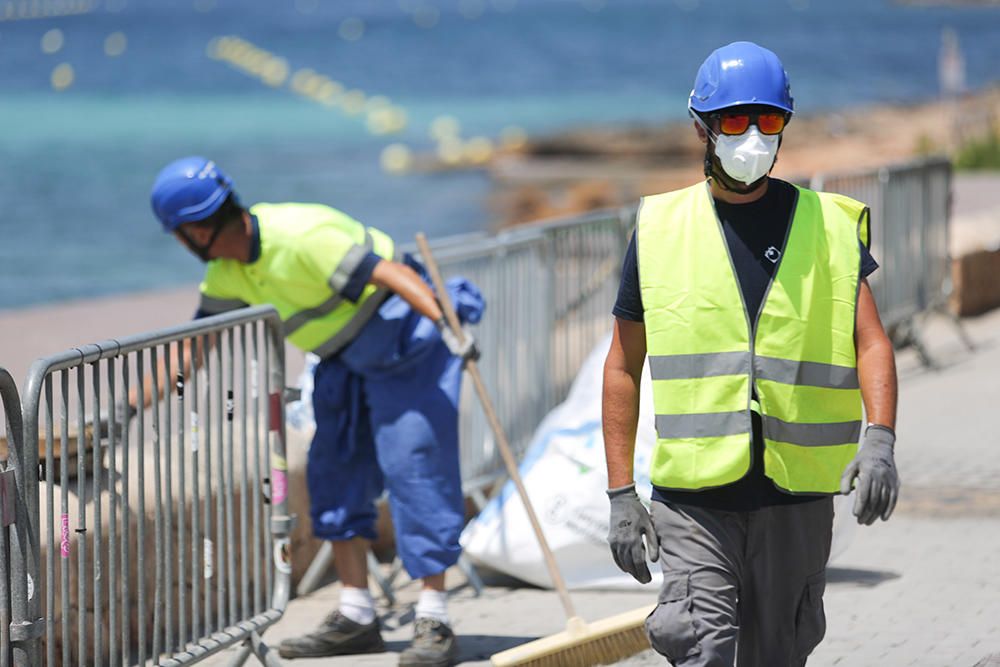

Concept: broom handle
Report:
left=416, top=234, right=578, bottom=622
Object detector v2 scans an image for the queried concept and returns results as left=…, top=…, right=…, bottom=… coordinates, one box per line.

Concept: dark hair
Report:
left=192, top=193, right=245, bottom=231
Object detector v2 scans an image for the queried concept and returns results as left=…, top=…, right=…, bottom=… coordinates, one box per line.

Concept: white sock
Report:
left=339, top=586, right=376, bottom=625
left=415, top=589, right=450, bottom=625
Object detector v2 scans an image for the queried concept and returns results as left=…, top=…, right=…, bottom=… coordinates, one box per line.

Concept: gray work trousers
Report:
left=644, top=498, right=834, bottom=667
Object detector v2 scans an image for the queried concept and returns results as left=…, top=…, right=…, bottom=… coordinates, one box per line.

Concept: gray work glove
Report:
left=435, top=317, right=480, bottom=363
left=840, top=425, right=900, bottom=526
left=606, top=482, right=660, bottom=584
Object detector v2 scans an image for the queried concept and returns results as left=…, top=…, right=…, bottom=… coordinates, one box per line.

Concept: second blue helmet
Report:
left=151, top=156, right=234, bottom=232
left=689, top=41, right=794, bottom=115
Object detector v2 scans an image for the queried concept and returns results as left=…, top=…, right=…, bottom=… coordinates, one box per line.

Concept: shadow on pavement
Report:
left=454, top=634, right=542, bottom=662
left=895, top=324, right=994, bottom=381
left=826, top=566, right=900, bottom=587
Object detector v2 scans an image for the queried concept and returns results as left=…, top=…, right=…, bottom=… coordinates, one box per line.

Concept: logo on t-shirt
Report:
left=764, top=246, right=781, bottom=264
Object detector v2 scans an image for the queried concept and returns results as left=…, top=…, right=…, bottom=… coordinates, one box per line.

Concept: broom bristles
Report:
left=491, top=606, right=653, bottom=667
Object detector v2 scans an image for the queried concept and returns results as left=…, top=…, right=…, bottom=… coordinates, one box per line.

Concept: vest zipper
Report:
left=706, top=182, right=800, bottom=476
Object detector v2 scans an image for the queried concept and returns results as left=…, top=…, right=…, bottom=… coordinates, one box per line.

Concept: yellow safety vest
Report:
left=198, top=202, right=396, bottom=358
left=636, top=182, right=870, bottom=494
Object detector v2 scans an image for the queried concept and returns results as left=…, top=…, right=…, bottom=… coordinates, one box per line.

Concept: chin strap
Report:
left=703, top=143, right=767, bottom=194
left=178, top=219, right=228, bottom=263
left=690, top=106, right=776, bottom=196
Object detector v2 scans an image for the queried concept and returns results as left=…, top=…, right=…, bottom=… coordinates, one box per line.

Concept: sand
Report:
left=0, top=286, right=306, bottom=389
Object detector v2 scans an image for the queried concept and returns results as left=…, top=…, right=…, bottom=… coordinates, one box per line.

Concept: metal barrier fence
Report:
left=0, top=368, right=26, bottom=667
left=291, top=207, right=637, bottom=598
left=407, top=155, right=961, bottom=492
left=415, top=207, right=634, bottom=490
left=294, top=211, right=637, bottom=598
left=4, top=306, right=291, bottom=666
left=811, top=156, right=970, bottom=364
left=1, top=156, right=962, bottom=661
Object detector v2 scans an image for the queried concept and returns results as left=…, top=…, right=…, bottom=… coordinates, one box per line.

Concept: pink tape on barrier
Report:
left=271, top=469, right=287, bottom=506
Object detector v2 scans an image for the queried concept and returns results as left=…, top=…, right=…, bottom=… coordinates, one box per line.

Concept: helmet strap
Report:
left=691, top=105, right=784, bottom=195
left=177, top=219, right=228, bottom=263
left=702, top=131, right=780, bottom=196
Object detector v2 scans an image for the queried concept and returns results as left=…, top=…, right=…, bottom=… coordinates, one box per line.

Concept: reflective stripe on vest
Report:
left=281, top=229, right=377, bottom=337
left=311, top=286, right=392, bottom=359
left=649, top=353, right=859, bottom=389
left=198, top=202, right=396, bottom=357
left=637, top=182, right=866, bottom=493
left=198, top=294, right=248, bottom=315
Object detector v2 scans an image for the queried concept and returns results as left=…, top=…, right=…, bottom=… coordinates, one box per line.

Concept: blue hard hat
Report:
left=150, top=156, right=234, bottom=231
left=689, top=41, right=794, bottom=115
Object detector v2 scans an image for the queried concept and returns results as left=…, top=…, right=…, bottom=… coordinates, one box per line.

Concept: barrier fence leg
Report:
left=945, top=309, right=977, bottom=352
left=295, top=541, right=333, bottom=597
left=908, top=323, right=937, bottom=370
left=367, top=550, right=397, bottom=607
left=297, top=542, right=398, bottom=605
left=228, top=631, right=283, bottom=667
left=460, top=488, right=489, bottom=597
left=227, top=644, right=252, bottom=667
left=458, top=555, right=484, bottom=597
left=891, top=319, right=936, bottom=369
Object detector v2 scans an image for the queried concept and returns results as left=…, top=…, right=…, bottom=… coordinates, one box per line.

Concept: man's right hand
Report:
left=606, top=482, right=660, bottom=584
left=435, top=318, right=479, bottom=363
left=840, top=424, right=900, bottom=525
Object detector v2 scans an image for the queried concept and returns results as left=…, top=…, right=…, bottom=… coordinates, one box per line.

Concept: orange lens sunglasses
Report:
left=716, top=111, right=788, bottom=136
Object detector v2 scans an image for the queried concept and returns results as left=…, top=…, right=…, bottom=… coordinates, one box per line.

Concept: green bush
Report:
left=914, top=134, right=939, bottom=157
left=954, top=131, right=1000, bottom=171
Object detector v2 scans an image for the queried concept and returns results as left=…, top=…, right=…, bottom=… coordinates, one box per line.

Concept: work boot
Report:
left=398, top=617, right=458, bottom=667
left=278, top=610, right=385, bottom=659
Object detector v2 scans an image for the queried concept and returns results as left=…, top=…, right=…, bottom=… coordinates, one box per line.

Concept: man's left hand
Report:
left=840, top=425, right=900, bottom=525
left=606, top=482, right=660, bottom=584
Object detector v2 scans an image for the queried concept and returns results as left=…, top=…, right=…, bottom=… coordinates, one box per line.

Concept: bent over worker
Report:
left=150, top=157, right=484, bottom=667
left=602, top=42, right=900, bottom=666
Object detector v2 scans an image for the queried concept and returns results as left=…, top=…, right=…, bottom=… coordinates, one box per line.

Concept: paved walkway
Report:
left=205, top=174, right=1000, bottom=667
left=202, top=306, right=1000, bottom=667
left=14, top=172, right=992, bottom=667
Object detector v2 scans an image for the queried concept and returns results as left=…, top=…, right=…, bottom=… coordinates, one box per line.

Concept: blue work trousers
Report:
left=307, top=263, right=482, bottom=580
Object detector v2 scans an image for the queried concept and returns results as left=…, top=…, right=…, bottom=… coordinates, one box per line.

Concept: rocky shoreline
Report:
left=473, top=86, right=1000, bottom=227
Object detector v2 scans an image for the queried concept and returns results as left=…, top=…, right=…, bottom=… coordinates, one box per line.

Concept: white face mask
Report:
left=713, top=127, right=780, bottom=185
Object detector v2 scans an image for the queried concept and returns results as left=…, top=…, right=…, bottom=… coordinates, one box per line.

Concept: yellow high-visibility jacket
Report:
left=637, top=182, right=870, bottom=494
left=198, top=203, right=395, bottom=358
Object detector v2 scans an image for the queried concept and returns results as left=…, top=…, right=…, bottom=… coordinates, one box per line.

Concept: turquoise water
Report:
left=2, top=0, right=999, bottom=309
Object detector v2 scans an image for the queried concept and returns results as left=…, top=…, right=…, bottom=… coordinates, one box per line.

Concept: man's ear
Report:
left=694, top=120, right=708, bottom=144
left=179, top=224, right=211, bottom=245
left=770, top=135, right=783, bottom=170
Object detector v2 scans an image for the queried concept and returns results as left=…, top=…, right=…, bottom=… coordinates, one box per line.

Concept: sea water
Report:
left=1, top=0, right=999, bottom=309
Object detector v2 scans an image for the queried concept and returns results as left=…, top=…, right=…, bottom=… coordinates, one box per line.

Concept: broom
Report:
left=415, top=234, right=653, bottom=667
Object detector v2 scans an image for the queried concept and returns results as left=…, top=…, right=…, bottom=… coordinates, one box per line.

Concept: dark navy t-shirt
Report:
left=613, top=179, right=878, bottom=510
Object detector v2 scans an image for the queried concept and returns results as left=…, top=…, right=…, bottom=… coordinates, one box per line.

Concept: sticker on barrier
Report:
left=190, top=411, right=200, bottom=452
left=204, top=538, right=214, bottom=580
